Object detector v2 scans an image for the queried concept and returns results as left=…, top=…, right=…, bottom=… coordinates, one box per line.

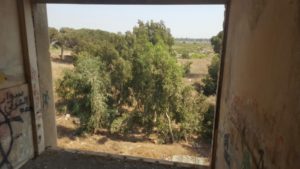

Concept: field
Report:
left=173, top=41, right=214, bottom=59
left=51, top=40, right=214, bottom=165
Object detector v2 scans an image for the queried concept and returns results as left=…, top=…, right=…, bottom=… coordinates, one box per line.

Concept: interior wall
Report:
left=0, top=0, right=26, bottom=89
left=0, top=0, right=57, bottom=168
left=0, top=0, right=34, bottom=168
left=215, top=0, right=300, bottom=169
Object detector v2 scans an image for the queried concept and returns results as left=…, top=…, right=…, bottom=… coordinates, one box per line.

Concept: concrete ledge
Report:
left=21, top=148, right=209, bottom=169
left=57, top=148, right=209, bottom=169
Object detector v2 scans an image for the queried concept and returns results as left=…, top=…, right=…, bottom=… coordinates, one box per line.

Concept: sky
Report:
left=47, top=5, right=224, bottom=39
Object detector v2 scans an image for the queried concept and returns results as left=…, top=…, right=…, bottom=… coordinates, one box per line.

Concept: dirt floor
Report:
left=20, top=149, right=208, bottom=169
left=56, top=114, right=210, bottom=165
left=51, top=53, right=211, bottom=166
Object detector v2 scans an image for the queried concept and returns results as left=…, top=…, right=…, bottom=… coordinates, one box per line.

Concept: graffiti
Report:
left=224, top=133, right=231, bottom=168
left=30, top=69, right=41, bottom=113
left=0, top=90, right=30, bottom=169
left=42, top=91, right=49, bottom=109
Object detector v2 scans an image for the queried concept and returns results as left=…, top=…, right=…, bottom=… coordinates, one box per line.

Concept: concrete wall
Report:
left=0, top=0, right=26, bottom=89
left=32, top=3, right=58, bottom=149
left=0, top=0, right=34, bottom=168
left=215, top=0, right=300, bottom=169
left=0, top=0, right=57, bottom=168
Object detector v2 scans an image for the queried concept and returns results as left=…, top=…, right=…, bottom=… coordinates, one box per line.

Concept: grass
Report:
left=173, top=41, right=214, bottom=59
left=190, top=53, right=207, bottom=59
left=174, top=40, right=215, bottom=85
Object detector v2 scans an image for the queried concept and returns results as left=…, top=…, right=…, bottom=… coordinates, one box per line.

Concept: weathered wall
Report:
left=0, top=0, right=35, bottom=168
left=0, top=85, right=34, bottom=169
left=32, top=3, right=57, bottom=148
left=0, top=0, right=58, bottom=168
left=0, top=0, right=26, bottom=89
left=215, top=0, right=300, bottom=169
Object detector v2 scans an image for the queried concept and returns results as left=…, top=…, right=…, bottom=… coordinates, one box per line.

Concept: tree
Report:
left=210, top=31, right=223, bottom=54
left=56, top=54, right=110, bottom=131
left=130, top=42, right=184, bottom=142
left=202, top=55, right=220, bottom=96
left=56, top=21, right=209, bottom=143
left=200, top=103, right=215, bottom=142
left=48, top=27, right=59, bottom=45
left=202, top=31, right=223, bottom=96
left=51, top=28, right=78, bottom=59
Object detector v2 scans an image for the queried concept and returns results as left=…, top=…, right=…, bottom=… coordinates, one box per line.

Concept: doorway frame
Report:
left=31, top=1, right=231, bottom=168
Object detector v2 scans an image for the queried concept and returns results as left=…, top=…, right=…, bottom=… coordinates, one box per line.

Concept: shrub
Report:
left=181, top=51, right=190, bottom=59
left=191, top=53, right=207, bottom=59
left=200, top=104, right=215, bottom=142
left=183, top=61, right=192, bottom=76
left=56, top=55, right=110, bottom=132
left=202, top=55, right=220, bottom=96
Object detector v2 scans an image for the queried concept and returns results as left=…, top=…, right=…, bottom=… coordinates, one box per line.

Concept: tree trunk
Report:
left=153, top=111, right=157, bottom=124
left=165, top=112, right=174, bottom=143
left=60, top=46, right=64, bottom=60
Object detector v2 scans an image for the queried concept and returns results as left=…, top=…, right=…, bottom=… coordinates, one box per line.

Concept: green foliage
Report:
left=210, top=31, right=223, bottom=54
left=200, top=104, right=215, bottom=142
left=174, top=86, right=209, bottom=141
left=183, top=61, right=192, bottom=76
left=56, top=54, right=110, bottom=131
left=48, top=27, right=59, bottom=44
left=202, top=31, right=223, bottom=96
left=181, top=51, right=190, bottom=59
left=202, top=55, right=220, bottom=96
left=173, top=41, right=213, bottom=59
left=55, top=20, right=211, bottom=143
left=190, top=53, right=207, bottom=59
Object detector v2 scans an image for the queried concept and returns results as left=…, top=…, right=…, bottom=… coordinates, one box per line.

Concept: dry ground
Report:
left=51, top=52, right=212, bottom=166
left=178, top=57, right=213, bottom=86
left=21, top=149, right=207, bottom=169
left=56, top=114, right=210, bottom=165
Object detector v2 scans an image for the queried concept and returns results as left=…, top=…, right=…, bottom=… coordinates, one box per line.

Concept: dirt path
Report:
left=56, top=114, right=210, bottom=164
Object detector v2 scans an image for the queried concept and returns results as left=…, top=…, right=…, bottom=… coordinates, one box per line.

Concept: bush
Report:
left=210, top=31, right=223, bottom=54
left=202, top=55, right=220, bottom=96
left=56, top=55, right=110, bottom=132
left=200, top=104, right=215, bottom=142
left=183, top=61, right=192, bottom=76
left=181, top=51, right=190, bottom=59
left=110, top=114, right=128, bottom=134
left=191, top=53, right=207, bottom=59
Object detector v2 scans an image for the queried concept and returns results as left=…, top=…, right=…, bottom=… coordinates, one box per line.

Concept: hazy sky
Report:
left=47, top=5, right=224, bottom=39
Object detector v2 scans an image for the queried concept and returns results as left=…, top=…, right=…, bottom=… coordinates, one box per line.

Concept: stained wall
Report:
left=0, top=0, right=34, bottom=168
left=215, top=0, right=300, bottom=168
left=0, top=0, right=57, bottom=168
